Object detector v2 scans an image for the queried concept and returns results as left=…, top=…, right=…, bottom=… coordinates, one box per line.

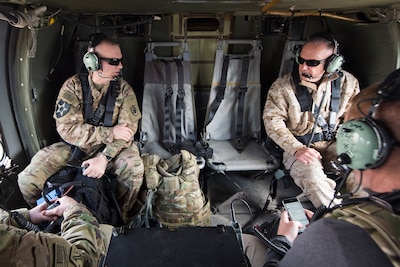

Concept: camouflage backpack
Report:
left=141, top=150, right=211, bottom=228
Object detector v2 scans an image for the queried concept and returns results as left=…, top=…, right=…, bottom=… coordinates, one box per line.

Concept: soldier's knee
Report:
left=126, top=158, right=144, bottom=179
left=115, top=152, right=143, bottom=176
left=17, top=171, right=28, bottom=188
left=18, top=168, right=37, bottom=191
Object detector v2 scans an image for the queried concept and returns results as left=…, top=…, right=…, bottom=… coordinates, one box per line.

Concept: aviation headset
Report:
left=295, top=32, right=344, bottom=74
left=336, top=68, right=400, bottom=170
left=83, top=33, right=108, bottom=71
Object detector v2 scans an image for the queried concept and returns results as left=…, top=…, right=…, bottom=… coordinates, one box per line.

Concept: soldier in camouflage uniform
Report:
left=0, top=195, right=109, bottom=267
left=18, top=33, right=144, bottom=223
left=263, top=32, right=360, bottom=208
left=244, top=69, right=400, bottom=267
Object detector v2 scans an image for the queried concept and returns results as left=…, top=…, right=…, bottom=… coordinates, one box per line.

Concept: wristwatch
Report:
left=102, top=152, right=113, bottom=162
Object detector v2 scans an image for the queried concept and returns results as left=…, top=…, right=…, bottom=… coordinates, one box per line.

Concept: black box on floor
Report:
left=101, top=225, right=249, bottom=267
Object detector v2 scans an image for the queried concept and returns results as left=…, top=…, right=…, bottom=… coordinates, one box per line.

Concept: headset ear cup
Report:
left=294, top=47, right=301, bottom=65
left=325, top=54, right=344, bottom=74
left=336, top=118, right=394, bottom=170
left=83, top=51, right=99, bottom=71
left=366, top=118, right=394, bottom=168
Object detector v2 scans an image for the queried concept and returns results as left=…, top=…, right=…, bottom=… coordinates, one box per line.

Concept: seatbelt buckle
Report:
left=239, top=85, right=248, bottom=93
left=235, top=138, right=243, bottom=153
left=323, top=131, right=334, bottom=142
left=165, top=86, right=173, bottom=96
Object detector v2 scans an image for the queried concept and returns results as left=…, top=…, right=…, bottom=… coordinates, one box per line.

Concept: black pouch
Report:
left=42, top=166, right=123, bottom=227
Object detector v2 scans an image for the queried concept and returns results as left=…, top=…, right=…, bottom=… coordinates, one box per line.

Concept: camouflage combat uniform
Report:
left=0, top=203, right=106, bottom=267
left=263, top=71, right=359, bottom=208
left=18, top=73, right=144, bottom=222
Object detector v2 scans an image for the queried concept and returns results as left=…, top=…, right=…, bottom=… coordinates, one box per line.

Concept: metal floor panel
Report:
left=206, top=170, right=315, bottom=230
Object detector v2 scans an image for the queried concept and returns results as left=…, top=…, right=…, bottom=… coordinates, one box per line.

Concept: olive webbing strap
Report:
left=103, top=80, right=118, bottom=127
left=329, top=73, right=341, bottom=131
left=79, top=73, right=94, bottom=123
left=79, top=73, right=117, bottom=127
left=206, top=55, right=230, bottom=125
left=292, top=69, right=342, bottom=141
left=292, top=67, right=312, bottom=112
left=161, top=60, right=173, bottom=146
left=235, top=56, right=250, bottom=152
left=175, top=58, right=185, bottom=146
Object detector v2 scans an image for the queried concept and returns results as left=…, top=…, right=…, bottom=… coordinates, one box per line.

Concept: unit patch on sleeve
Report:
left=131, top=105, right=138, bottom=116
left=125, top=95, right=140, bottom=117
left=55, top=99, right=71, bottom=118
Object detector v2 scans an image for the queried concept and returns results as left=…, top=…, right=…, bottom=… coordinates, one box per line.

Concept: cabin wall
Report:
left=0, top=21, right=29, bottom=169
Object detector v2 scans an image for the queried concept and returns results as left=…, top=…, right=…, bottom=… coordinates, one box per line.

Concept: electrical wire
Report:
left=230, top=198, right=253, bottom=267
left=10, top=211, right=41, bottom=232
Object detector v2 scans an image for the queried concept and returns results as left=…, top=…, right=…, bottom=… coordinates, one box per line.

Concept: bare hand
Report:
left=112, top=122, right=134, bottom=142
left=81, top=154, right=108, bottom=178
left=277, top=211, right=303, bottom=243
left=294, top=147, right=322, bottom=164
left=305, top=209, right=314, bottom=220
left=41, top=196, right=77, bottom=218
left=29, top=196, right=77, bottom=223
left=29, top=202, right=54, bottom=224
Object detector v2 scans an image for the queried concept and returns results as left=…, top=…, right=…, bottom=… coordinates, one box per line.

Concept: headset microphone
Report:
left=97, top=72, right=112, bottom=79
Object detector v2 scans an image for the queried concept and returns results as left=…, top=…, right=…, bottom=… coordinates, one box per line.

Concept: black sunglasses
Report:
left=100, top=57, right=123, bottom=66
left=297, top=56, right=326, bottom=67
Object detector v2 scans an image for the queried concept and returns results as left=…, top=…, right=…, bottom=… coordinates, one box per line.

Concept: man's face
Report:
left=95, top=42, right=123, bottom=79
left=298, top=42, right=334, bottom=83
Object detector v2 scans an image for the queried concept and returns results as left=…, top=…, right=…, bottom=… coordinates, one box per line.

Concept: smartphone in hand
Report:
left=282, top=197, right=309, bottom=232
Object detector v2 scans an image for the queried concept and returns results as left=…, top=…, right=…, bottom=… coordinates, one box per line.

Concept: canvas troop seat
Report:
left=140, top=42, right=207, bottom=167
left=203, top=39, right=278, bottom=175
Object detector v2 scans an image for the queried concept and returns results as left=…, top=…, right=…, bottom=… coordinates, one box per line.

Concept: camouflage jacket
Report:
left=0, top=203, right=105, bottom=267
left=54, top=73, right=141, bottom=158
left=263, top=70, right=359, bottom=156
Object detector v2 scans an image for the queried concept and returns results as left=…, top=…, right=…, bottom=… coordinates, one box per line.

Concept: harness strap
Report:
left=134, top=189, right=161, bottom=228
left=329, top=74, right=341, bottom=130
left=235, top=56, right=250, bottom=152
left=206, top=55, right=230, bottom=125
left=162, top=60, right=173, bottom=147
left=79, top=73, right=94, bottom=123
left=292, top=70, right=342, bottom=143
left=314, top=74, right=341, bottom=141
left=175, top=59, right=185, bottom=147
left=292, top=70, right=313, bottom=112
left=103, top=80, right=118, bottom=127
left=295, top=132, right=324, bottom=145
left=78, top=73, right=118, bottom=127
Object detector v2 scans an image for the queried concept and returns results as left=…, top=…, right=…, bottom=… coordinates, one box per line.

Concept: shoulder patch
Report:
left=61, top=91, right=76, bottom=104
left=125, top=95, right=140, bottom=116
left=55, top=99, right=71, bottom=118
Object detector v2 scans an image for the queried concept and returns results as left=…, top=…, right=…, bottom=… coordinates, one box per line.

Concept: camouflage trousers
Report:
left=18, top=142, right=144, bottom=223
left=283, top=141, right=341, bottom=209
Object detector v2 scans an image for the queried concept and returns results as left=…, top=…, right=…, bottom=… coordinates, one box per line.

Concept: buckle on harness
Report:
left=235, top=138, right=243, bottom=153
left=323, top=131, right=335, bottom=142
